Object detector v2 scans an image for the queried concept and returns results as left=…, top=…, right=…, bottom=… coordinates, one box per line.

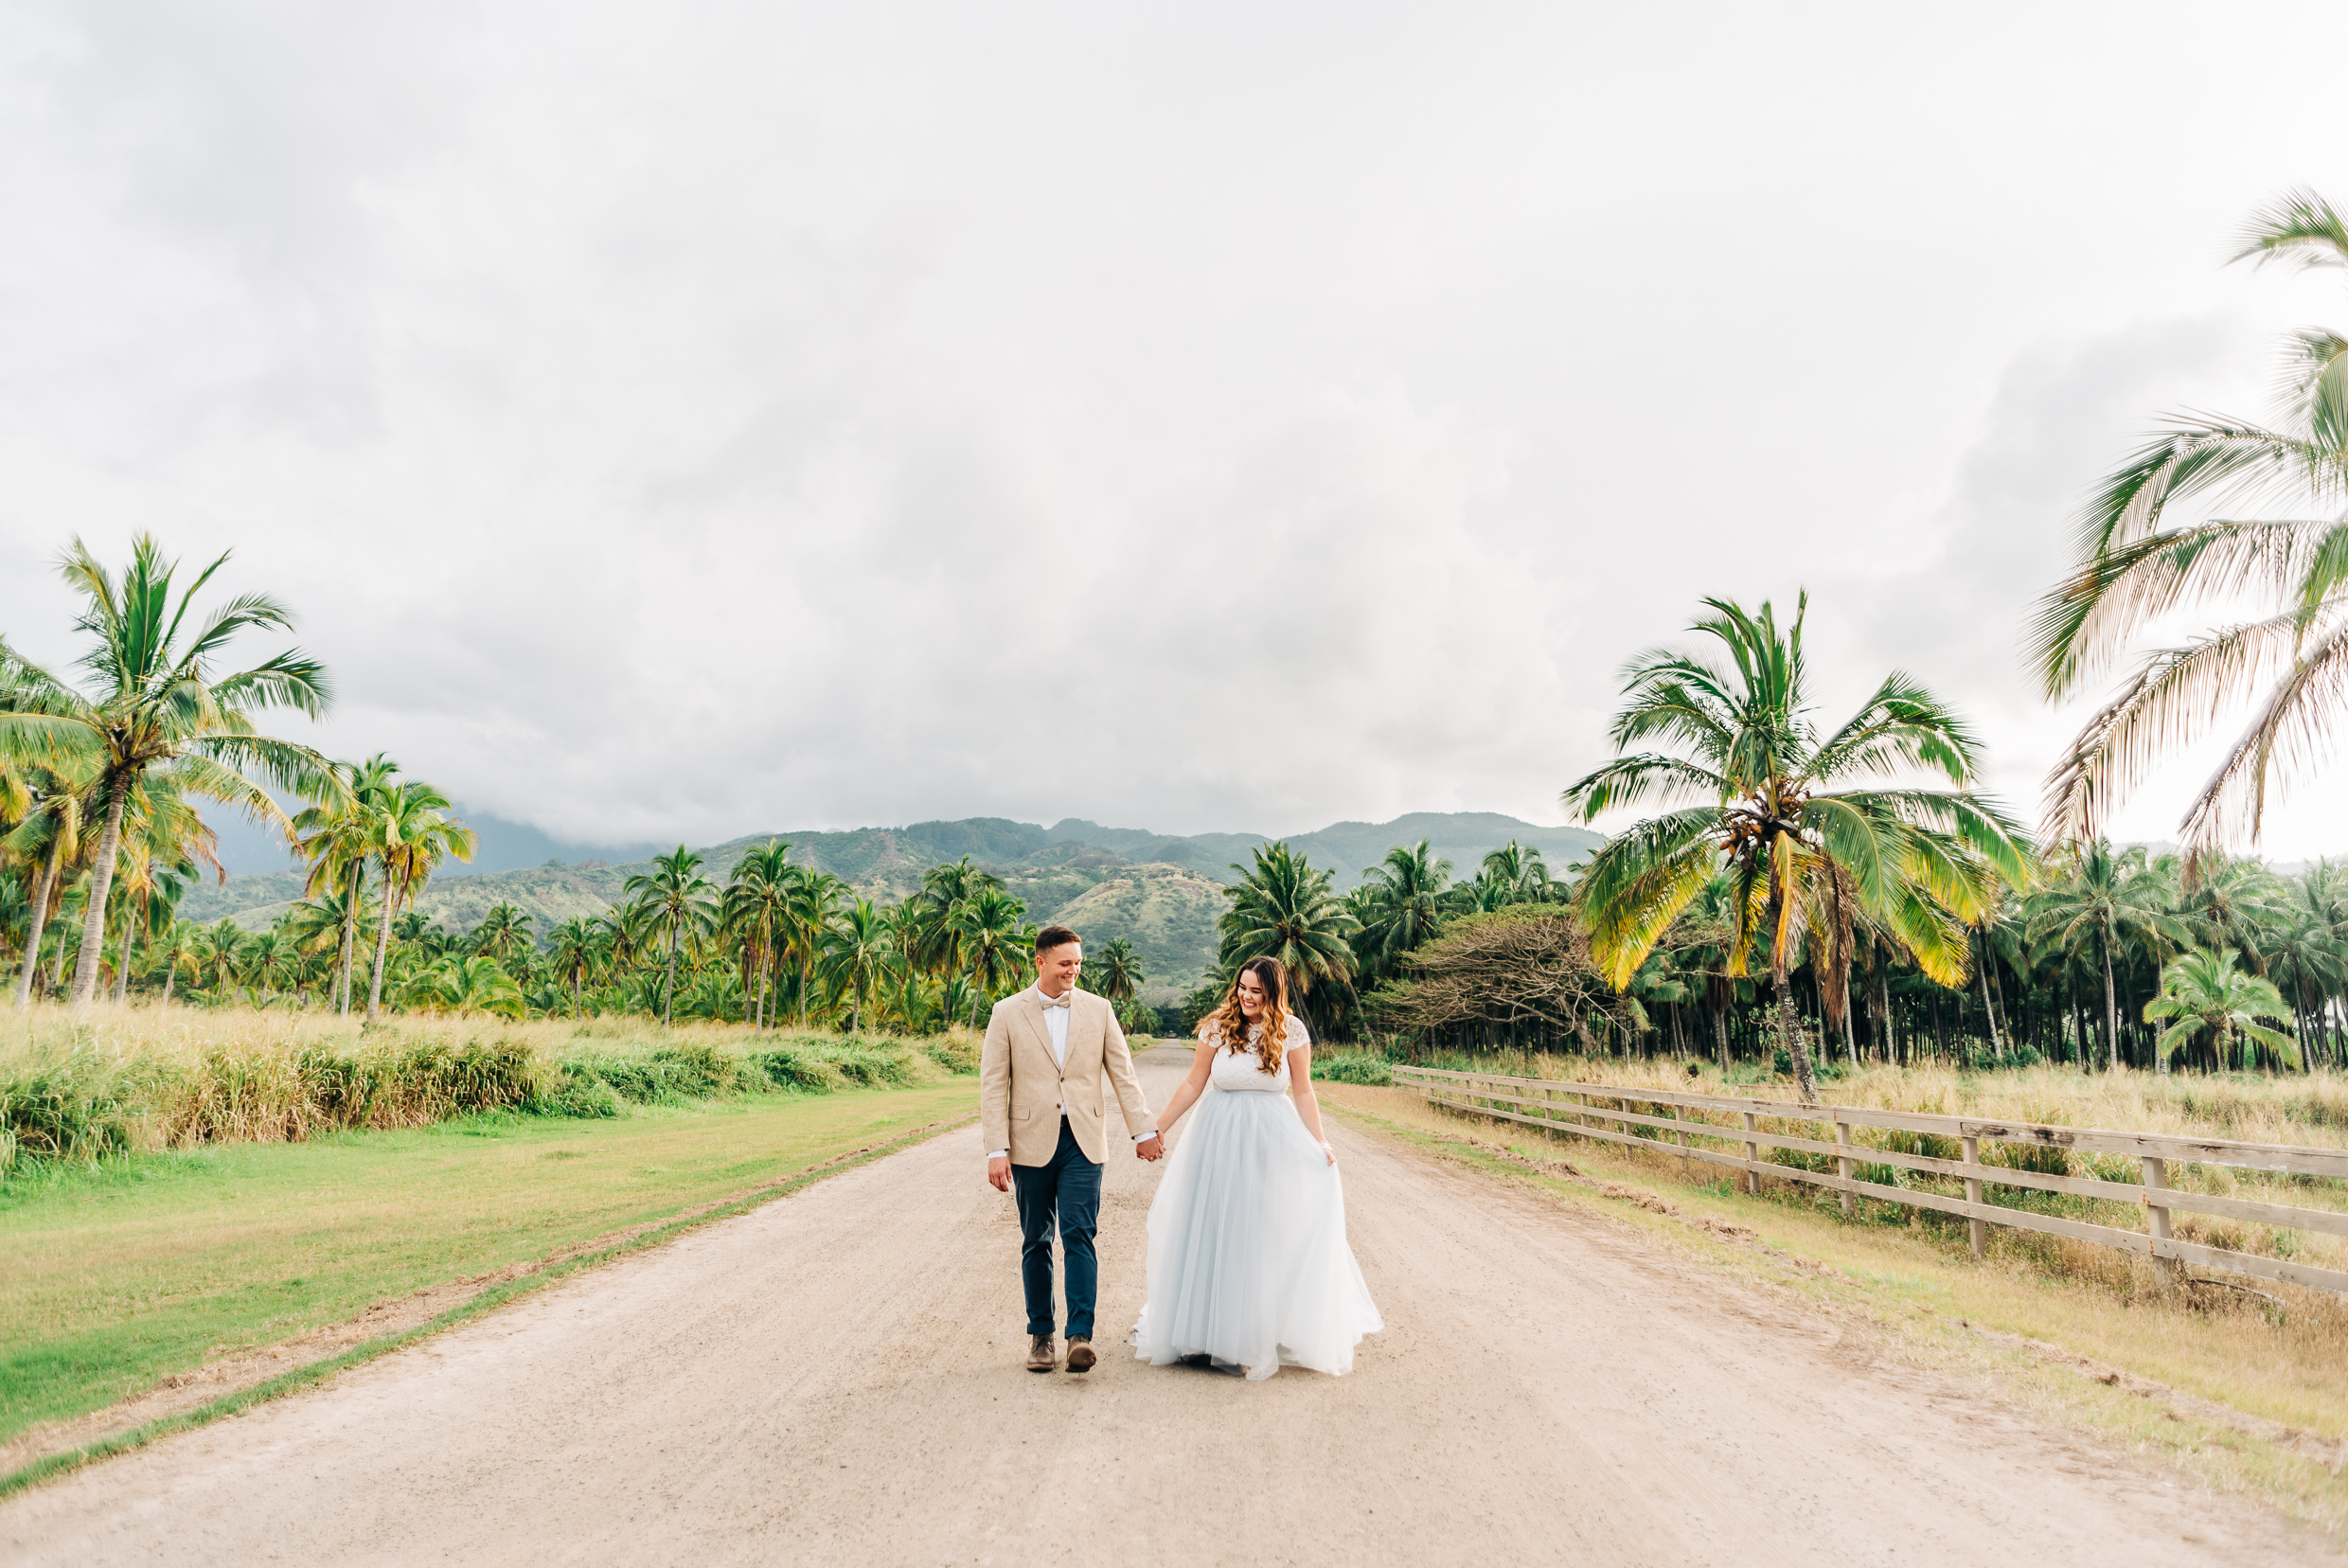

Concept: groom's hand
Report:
left=1135, top=1134, right=1165, bottom=1162
left=987, top=1155, right=1012, bottom=1191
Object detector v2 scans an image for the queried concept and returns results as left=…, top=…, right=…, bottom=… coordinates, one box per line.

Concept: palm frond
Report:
left=1560, top=754, right=1725, bottom=820
left=2036, top=508, right=2332, bottom=700
left=2043, top=606, right=2337, bottom=842
left=2176, top=612, right=2348, bottom=848
left=1573, top=810, right=1720, bottom=987
left=2230, top=187, right=2348, bottom=276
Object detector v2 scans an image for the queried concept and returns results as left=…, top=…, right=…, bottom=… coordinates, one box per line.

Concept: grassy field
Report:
left=0, top=1025, right=980, bottom=1452
left=1322, top=1077, right=2348, bottom=1535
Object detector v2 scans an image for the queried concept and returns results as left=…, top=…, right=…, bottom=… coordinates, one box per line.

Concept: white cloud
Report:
left=4, top=0, right=2348, bottom=857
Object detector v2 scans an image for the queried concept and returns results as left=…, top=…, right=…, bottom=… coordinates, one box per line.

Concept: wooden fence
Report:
left=1392, top=1064, right=2348, bottom=1298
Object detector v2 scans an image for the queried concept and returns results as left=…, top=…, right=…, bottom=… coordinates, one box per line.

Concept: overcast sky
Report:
left=4, top=1, right=2346, bottom=859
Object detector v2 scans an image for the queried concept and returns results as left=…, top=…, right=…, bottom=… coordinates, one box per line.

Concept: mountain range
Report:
left=178, top=811, right=1605, bottom=1000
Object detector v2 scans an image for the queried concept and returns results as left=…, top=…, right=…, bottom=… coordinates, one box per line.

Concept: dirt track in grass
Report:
left=3, top=1050, right=2336, bottom=1566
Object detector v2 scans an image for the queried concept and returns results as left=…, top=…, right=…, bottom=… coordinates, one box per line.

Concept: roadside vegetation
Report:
left=0, top=1074, right=979, bottom=1459
left=0, top=1007, right=976, bottom=1173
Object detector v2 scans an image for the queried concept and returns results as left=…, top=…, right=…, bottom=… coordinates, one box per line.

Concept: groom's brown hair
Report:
left=1035, top=924, right=1080, bottom=954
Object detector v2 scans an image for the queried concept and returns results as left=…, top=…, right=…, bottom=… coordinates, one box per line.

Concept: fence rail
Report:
left=1390, top=1064, right=2348, bottom=1298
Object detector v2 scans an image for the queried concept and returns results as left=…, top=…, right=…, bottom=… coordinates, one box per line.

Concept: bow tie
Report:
left=1039, top=991, right=1072, bottom=1009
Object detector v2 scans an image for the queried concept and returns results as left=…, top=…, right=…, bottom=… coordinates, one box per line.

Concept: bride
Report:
left=1130, top=955, right=1383, bottom=1380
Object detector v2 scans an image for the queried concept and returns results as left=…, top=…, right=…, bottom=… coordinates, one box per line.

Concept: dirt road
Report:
left=3, top=1050, right=2332, bottom=1566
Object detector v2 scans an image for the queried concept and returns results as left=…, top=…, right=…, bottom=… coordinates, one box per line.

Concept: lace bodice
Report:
left=1206, top=1014, right=1307, bottom=1094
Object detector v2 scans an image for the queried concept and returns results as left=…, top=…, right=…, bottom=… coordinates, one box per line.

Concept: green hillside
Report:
left=1049, top=864, right=1228, bottom=994
left=178, top=811, right=1601, bottom=990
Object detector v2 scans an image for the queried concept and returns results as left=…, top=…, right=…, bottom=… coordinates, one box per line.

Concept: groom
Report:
left=982, top=924, right=1163, bottom=1374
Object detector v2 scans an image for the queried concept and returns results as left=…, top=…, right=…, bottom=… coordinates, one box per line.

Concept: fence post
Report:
left=1835, top=1115, right=1854, bottom=1218
left=1675, top=1103, right=1689, bottom=1179
left=2141, top=1155, right=2179, bottom=1295
left=1962, top=1134, right=1985, bottom=1261
left=1742, top=1110, right=1759, bottom=1196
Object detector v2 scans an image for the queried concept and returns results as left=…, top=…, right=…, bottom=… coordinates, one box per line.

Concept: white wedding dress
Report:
left=1130, top=1015, right=1383, bottom=1380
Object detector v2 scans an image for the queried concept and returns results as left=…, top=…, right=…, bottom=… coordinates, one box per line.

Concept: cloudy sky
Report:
left=5, top=1, right=2346, bottom=861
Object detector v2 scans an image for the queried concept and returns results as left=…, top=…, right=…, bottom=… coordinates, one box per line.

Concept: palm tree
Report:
left=102, top=794, right=214, bottom=1005
left=820, top=897, right=898, bottom=1033
left=364, top=778, right=477, bottom=1022
left=189, top=918, right=244, bottom=995
left=951, top=886, right=1029, bottom=1026
left=2026, top=840, right=2192, bottom=1072
left=626, top=845, right=718, bottom=1026
left=470, top=901, right=535, bottom=967
left=878, top=970, right=937, bottom=1034
left=151, top=917, right=201, bottom=1005
left=1462, top=841, right=1559, bottom=912
left=1218, top=842, right=1361, bottom=1030
left=2270, top=861, right=2348, bottom=1061
left=723, top=842, right=794, bottom=1028
left=284, top=882, right=371, bottom=976
left=1355, top=841, right=1456, bottom=975
left=293, top=755, right=399, bottom=1015
left=1564, top=595, right=2031, bottom=1102
left=906, top=856, right=1003, bottom=981
left=1086, top=937, right=1147, bottom=1006
left=250, top=928, right=303, bottom=1002
left=4, top=759, right=93, bottom=1009
left=2033, top=191, right=2348, bottom=850
left=546, top=916, right=602, bottom=1017
left=399, top=953, right=526, bottom=1020
left=2174, top=855, right=2289, bottom=975
left=780, top=868, right=845, bottom=1029
left=937, top=973, right=978, bottom=1030
left=2144, top=949, right=2300, bottom=1071
left=0, top=536, right=338, bottom=1004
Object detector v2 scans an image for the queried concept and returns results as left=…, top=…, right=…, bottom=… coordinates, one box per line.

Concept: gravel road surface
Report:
left=3, top=1049, right=2332, bottom=1566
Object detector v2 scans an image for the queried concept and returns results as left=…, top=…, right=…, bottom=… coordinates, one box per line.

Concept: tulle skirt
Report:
left=1130, top=1087, right=1383, bottom=1380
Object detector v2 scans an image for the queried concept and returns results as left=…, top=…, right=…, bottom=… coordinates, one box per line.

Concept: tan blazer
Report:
left=981, top=987, right=1157, bottom=1165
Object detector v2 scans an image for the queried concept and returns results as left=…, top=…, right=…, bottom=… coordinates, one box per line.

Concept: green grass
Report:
left=0, top=1079, right=977, bottom=1448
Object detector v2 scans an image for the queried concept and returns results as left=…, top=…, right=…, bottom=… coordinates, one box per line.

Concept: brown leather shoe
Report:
left=1026, top=1334, right=1057, bottom=1372
left=1065, top=1336, right=1097, bottom=1373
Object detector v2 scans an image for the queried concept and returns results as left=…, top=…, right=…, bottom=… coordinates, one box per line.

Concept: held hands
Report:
left=987, top=1154, right=1012, bottom=1192
left=1135, top=1134, right=1165, bottom=1162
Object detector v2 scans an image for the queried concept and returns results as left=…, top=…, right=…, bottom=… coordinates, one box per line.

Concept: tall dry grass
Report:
left=0, top=1003, right=979, bottom=1172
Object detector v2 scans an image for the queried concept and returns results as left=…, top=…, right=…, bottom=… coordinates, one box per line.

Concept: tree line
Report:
left=2, top=538, right=2341, bottom=1085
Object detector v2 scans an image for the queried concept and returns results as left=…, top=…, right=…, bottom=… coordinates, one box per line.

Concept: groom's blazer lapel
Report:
left=1012, top=989, right=1056, bottom=1078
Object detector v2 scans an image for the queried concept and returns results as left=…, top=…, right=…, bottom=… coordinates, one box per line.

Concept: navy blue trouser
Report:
left=1012, top=1116, right=1102, bottom=1339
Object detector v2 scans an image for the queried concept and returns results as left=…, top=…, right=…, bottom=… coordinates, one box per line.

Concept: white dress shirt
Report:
left=986, top=985, right=1157, bottom=1160
left=1043, top=992, right=1071, bottom=1071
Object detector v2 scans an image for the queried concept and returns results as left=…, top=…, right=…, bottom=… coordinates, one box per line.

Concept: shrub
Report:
left=0, top=1041, right=150, bottom=1167
left=565, top=1042, right=751, bottom=1104
left=749, top=1047, right=845, bottom=1093
left=532, top=1064, right=624, bottom=1119
left=823, top=1040, right=913, bottom=1087
left=920, top=1032, right=981, bottom=1075
left=1312, top=1053, right=1394, bottom=1086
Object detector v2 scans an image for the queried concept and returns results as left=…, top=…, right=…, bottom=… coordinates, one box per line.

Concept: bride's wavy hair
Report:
left=1199, top=955, right=1292, bottom=1076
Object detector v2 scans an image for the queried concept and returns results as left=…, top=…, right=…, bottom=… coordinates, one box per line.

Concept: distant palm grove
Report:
left=8, top=199, right=2348, bottom=1095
